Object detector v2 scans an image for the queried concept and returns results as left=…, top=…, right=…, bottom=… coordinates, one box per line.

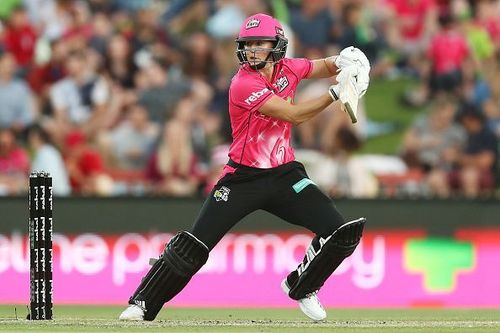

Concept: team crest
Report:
left=246, top=19, right=260, bottom=29
left=276, top=76, right=289, bottom=92
left=214, top=186, right=230, bottom=202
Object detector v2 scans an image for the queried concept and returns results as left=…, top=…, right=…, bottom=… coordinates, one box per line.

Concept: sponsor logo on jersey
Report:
left=214, top=186, right=230, bottom=202
left=275, top=76, right=289, bottom=92
left=244, top=88, right=270, bottom=105
left=246, top=19, right=260, bottom=29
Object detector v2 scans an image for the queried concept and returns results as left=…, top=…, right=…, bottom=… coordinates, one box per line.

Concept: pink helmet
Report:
left=235, top=13, right=288, bottom=68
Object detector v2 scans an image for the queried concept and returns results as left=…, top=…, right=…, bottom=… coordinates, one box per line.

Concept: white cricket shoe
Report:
left=281, top=278, right=327, bottom=321
left=119, top=304, right=144, bottom=321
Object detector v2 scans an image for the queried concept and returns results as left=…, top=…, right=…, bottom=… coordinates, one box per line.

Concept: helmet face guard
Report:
left=235, top=36, right=288, bottom=69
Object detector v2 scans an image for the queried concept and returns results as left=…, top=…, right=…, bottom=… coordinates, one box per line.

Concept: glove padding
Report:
left=335, top=46, right=370, bottom=98
left=335, top=46, right=370, bottom=70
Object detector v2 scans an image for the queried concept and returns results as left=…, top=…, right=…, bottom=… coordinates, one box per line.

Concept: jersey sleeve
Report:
left=285, top=58, right=313, bottom=81
left=230, top=75, right=274, bottom=112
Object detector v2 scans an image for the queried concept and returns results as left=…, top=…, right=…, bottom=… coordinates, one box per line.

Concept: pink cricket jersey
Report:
left=226, top=58, right=313, bottom=169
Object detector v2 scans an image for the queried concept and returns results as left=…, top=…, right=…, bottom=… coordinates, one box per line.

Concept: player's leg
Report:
left=120, top=231, right=209, bottom=320
left=263, top=162, right=365, bottom=320
left=121, top=177, right=260, bottom=321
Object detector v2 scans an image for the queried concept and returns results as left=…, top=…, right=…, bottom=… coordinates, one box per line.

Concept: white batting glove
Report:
left=337, top=66, right=360, bottom=123
left=335, top=46, right=370, bottom=70
left=335, top=46, right=370, bottom=97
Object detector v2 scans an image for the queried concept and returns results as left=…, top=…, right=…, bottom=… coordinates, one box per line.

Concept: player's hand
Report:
left=335, top=46, right=370, bottom=70
left=328, top=65, right=358, bottom=101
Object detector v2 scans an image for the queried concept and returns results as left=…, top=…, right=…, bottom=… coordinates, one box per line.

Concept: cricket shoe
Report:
left=119, top=304, right=145, bottom=321
left=281, top=278, right=327, bottom=321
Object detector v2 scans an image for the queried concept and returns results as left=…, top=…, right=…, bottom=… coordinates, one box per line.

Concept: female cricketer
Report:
left=120, top=13, right=370, bottom=322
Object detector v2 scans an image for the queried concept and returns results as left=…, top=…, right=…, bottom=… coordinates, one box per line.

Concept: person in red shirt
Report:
left=64, top=130, right=113, bottom=196
left=0, top=127, right=29, bottom=194
left=120, top=13, right=370, bottom=322
left=386, top=0, right=438, bottom=54
left=3, top=6, right=37, bottom=68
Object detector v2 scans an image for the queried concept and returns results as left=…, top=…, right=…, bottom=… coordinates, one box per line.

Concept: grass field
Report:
left=1, top=306, right=499, bottom=333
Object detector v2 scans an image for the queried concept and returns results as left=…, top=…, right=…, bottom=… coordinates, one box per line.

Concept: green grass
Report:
left=363, top=78, right=425, bottom=154
left=1, top=305, right=500, bottom=332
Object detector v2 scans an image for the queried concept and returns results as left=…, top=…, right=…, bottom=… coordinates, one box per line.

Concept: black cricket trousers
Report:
left=190, top=160, right=346, bottom=251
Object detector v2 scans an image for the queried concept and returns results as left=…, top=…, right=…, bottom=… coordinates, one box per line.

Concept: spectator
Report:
left=104, top=34, right=138, bottom=89
left=27, top=38, right=67, bottom=101
left=404, top=13, right=470, bottom=106
left=48, top=49, right=110, bottom=141
left=289, top=0, right=336, bottom=56
left=102, top=103, right=159, bottom=170
left=385, top=0, right=437, bottom=56
left=451, top=104, right=498, bottom=197
left=0, top=52, right=36, bottom=133
left=402, top=95, right=466, bottom=197
left=27, top=124, right=71, bottom=196
left=483, top=66, right=500, bottom=137
left=427, top=14, right=470, bottom=95
left=0, top=127, right=29, bottom=195
left=137, top=61, right=191, bottom=124
left=3, top=6, right=38, bottom=69
left=313, top=126, right=378, bottom=198
left=145, top=98, right=200, bottom=197
left=64, top=130, right=114, bottom=196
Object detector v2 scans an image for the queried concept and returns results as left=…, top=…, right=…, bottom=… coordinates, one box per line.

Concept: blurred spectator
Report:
left=104, top=34, right=137, bottom=89
left=428, top=14, right=469, bottom=95
left=385, top=0, right=437, bottom=56
left=89, top=12, right=114, bottom=56
left=64, top=130, right=114, bottom=196
left=474, top=0, right=500, bottom=50
left=3, top=6, right=37, bottom=69
left=48, top=49, right=109, bottom=141
left=0, top=52, right=36, bottom=133
left=27, top=124, right=71, bottom=196
left=181, top=32, right=216, bottom=82
left=484, top=66, right=500, bottom=137
left=451, top=104, right=498, bottom=197
left=0, top=127, right=29, bottom=195
left=312, top=126, right=378, bottom=198
left=289, top=0, right=336, bottom=56
left=402, top=95, right=466, bottom=197
left=137, top=61, right=191, bottom=124
left=27, top=38, right=67, bottom=97
left=404, top=13, right=470, bottom=106
left=62, top=1, right=93, bottom=48
left=337, top=2, right=383, bottom=65
left=101, top=103, right=159, bottom=170
left=145, top=98, right=200, bottom=197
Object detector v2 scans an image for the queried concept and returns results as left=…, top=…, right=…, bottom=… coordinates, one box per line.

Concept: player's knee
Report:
left=162, top=231, right=209, bottom=275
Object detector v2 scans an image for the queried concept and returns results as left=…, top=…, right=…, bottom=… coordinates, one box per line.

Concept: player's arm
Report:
left=259, top=92, right=338, bottom=126
left=308, top=56, right=339, bottom=79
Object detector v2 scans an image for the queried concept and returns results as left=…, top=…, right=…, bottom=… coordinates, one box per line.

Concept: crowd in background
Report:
left=0, top=0, right=499, bottom=199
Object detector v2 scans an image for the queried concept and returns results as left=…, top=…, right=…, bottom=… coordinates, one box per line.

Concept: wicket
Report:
left=28, top=171, right=53, bottom=320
